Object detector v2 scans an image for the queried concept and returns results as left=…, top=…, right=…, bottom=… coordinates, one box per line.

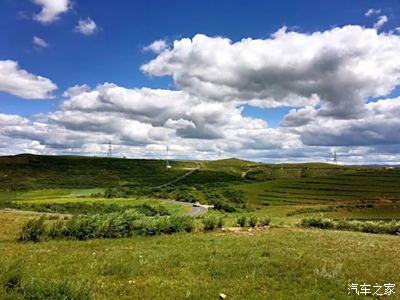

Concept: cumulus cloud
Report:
left=58, top=83, right=274, bottom=142
left=142, top=26, right=400, bottom=119
left=144, top=40, right=168, bottom=53
left=374, top=15, right=388, bottom=29
left=282, top=97, right=400, bottom=147
left=3, top=25, right=400, bottom=164
left=0, top=82, right=296, bottom=160
left=32, top=0, right=70, bottom=24
left=32, top=36, right=49, bottom=48
left=75, top=18, right=98, bottom=36
left=0, top=60, right=57, bottom=99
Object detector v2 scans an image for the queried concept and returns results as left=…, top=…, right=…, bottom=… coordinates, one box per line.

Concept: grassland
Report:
left=1, top=220, right=399, bottom=299
left=0, top=154, right=399, bottom=299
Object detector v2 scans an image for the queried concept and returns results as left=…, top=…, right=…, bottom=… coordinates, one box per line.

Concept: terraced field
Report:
left=234, top=168, right=400, bottom=205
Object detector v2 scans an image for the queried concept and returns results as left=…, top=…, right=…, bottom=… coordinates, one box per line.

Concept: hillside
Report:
left=0, top=154, right=197, bottom=191
left=1, top=154, right=400, bottom=210
left=0, top=154, right=400, bottom=299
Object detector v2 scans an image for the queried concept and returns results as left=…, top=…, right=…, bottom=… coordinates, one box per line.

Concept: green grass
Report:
left=0, top=154, right=197, bottom=191
left=1, top=225, right=399, bottom=299
left=1, top=155, right=400, bottom=298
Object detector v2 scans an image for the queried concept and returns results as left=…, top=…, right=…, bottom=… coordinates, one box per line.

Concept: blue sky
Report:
left=1, top=0, right=399, bottom=117
left=1, top=1, right=400, bottom=163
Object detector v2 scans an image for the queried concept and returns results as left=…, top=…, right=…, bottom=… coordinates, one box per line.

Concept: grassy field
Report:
left=1, top=216, right=399, bottom=299
left=0, top=154, right=399, bottom=299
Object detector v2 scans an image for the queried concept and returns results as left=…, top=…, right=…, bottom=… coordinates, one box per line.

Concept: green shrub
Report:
left=213, top=201, right=236, bottom=212
left=18, top=217, right=46, bottom=242
left=237, top=216, right=247, bottom=227
left=132, top=215, right=193, bottom=236
left=249, top=215, right=258, bottom=228
left=300, top=217, right=400, bottom=235
left=286, top=207, right=334, bottom=216
left=222, top=189, right=245, bottom=203
left=259, top=216, right=271, bottom=226
left=217, top=217, right=224, bottom=228
left=335, top=220, right=356, bottom=231
left=10, top=201, right=171, bottom=216
left=298, top=216, right=334, bottom=229
left=18, top=209, right=193, bottom=242
left=168, top=215, right=194, bottom=233
left=48, top=220, right=65, bottom=239
left=202, top=215, right=223, bottom=231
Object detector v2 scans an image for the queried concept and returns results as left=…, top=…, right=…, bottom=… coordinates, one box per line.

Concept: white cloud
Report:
left=374, top=15, right=388, bottom=29
left=282, top=97, right=400, bottom=146
left=0, top=82, right=296, bottom=159
left=365, top=8, right=381, bottom=17
left=3, top=25, right=400, bottom=164
left=142, top=26, right=400, bottom=119
left=32, top=0, right=70, bottom=24
left=144, top=40, right=168, bottom=53
left=0, top=60, right=57, bottom=99
left=32, top=36, right=49, bottom=48
left=75, top=18, right=98, bottom=36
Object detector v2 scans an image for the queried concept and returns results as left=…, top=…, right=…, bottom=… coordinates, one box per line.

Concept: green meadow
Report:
left=0, top=154, right=399, bottom=299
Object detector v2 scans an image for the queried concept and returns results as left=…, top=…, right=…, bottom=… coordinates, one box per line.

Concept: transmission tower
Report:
left=333, top=151, right=337, bottom=165
left=166, top=146, right=171, bottom=169
left=107, top=141, right=112, bottom=158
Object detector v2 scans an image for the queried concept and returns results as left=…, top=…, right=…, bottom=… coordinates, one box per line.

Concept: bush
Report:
left=237, top=216, right=247, bottom=227
left=213, top=201, right=236, bottom=212
left=249, top=215, right=258, bottom=228
left=286, top=207, right=334, bottom=216
left=168, top=215, right=194, bottom=233
left=202, top=215, right=223, bottom=231
left=298, top=216, right=334, bottom=229
left=10, top=201, right=171, bottom=216
left=132, top=215, right=193, bottom=236
left=48, top=220, right=65, bottom=239
left=259, top=216, right=271, bottom=226
left=18, top=217, right=46, bottom=242
left=222, top=189, right=245, bottom=204
left=299, top=217, right=400, bottom=235
left=217, top=217, right=225, bottom=228
left=18, top=209, right=192, bottom=242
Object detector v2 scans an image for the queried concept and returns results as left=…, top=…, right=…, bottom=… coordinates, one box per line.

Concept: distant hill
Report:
left=0, top=154, right=196, bottom=191
left=0, top=154, right=398, bottom=192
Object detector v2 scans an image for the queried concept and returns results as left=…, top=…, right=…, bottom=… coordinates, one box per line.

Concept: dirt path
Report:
left=156, top=163, right=202, bottom=189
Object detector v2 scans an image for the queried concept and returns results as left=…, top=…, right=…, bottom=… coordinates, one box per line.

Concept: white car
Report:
left=193, top=202, right=201, bottom=207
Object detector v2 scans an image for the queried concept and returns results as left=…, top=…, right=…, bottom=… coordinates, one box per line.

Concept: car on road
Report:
left=193, top=202, right=201, bottom=207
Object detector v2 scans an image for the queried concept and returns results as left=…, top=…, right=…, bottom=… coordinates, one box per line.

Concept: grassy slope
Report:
left=1, top=154, right=400, bottom=220
left=1, top=155, right=400, bottom=299
left=0, top=154, right=196, bottom=191
left=1, top=219, right=399, bottom=299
